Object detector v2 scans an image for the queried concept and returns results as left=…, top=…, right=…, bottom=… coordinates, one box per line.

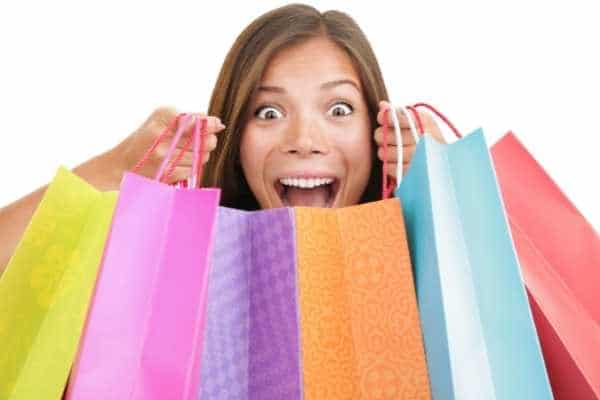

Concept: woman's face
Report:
left=240, top=37, right=372, bottom=209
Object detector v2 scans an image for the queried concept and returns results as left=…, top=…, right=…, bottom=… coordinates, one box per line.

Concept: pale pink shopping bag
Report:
left=66, top=114, right=220, bottom=399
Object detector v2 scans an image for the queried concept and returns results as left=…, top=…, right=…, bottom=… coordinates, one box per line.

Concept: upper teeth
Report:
left=279, top=177, right=334, bottom=189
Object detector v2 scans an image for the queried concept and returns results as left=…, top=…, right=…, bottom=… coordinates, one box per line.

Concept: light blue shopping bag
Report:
left=390, top=104, right=553, bottom=400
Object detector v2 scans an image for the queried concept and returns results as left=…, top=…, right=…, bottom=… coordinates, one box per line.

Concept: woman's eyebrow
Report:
left=257, top=79, right=361, bottom=94
left=257, top=85, right=285, bottom=94
left=320, top=79, right=361, bottom=92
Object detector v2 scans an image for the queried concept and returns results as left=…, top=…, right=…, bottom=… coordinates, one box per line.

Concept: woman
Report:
left=0, top=4, right=443, bottom=272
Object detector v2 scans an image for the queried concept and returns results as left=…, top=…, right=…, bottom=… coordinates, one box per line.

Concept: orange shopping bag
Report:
left=295, top=198, right=431, bottom=399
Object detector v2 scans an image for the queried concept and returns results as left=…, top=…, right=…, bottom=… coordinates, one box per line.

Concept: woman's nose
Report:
left=279, top=118, right=329, bottom=157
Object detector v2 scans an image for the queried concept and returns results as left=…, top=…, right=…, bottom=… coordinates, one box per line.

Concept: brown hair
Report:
left=204, top=3, right=389, bottom=210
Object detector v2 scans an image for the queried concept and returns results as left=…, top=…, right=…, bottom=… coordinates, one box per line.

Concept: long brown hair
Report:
left=204, top=3, right=389, bottom=210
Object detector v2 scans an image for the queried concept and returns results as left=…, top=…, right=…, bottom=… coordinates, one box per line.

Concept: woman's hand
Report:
left=0, top=107, right=225, bottom=275
left=107, top=107, right=225, bottom=185
left=374, top=101, right=445, bottom=179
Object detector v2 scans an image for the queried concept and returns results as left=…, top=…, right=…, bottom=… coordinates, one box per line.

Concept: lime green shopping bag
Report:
left=0, top=167, right=117, bottom=399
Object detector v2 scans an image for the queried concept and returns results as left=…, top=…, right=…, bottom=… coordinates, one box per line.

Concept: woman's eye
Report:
left=328, top=102, right=353, bottom=117
left=255, top=106, right=283, bottom=120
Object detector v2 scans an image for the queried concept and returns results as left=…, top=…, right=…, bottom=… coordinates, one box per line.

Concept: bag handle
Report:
left=159, top=115, right=207, bottom=188
left=132, top=113, right=208, bottom=188
left=381, top=103, right=420, bottom=198
left=190, top=117, right=207, bottom=188
left=381, top=106, right=401, bottom=199
left=154, top=113, right=194, bottom=182
left=381, top=102, right=464, bottom=198
left=410, top=102, right=463, bottom=139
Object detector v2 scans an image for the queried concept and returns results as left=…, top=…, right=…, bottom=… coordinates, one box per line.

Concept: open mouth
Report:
left=275, top=176, right=340, bottom=208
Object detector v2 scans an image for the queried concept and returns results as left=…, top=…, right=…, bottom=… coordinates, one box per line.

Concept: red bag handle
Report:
left=381, top=102, right=463, bottom=199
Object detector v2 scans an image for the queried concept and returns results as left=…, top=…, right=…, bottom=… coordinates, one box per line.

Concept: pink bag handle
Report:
left=170, top=116, right=208, bottom=189
left=190, top=117, right=207, bottom=188
left=132, top=113, right=208, bottom=188
left=132, top=113, right=184, bottom=175
left=154, top=113, right=194, bottom=182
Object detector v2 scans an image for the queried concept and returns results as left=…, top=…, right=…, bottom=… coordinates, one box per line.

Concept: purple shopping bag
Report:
left=198, top=207, right=302, bottom=400
left=66, top=114, right=220, bottom=399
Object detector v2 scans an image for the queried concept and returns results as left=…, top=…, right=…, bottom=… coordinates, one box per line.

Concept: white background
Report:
left=0, top=0, right=598, bottom=229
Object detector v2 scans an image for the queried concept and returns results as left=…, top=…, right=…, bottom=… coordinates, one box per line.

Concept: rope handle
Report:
left=154, top=113, right=194, bottom=182
left=381, top=102, right=463, bottom=199
left=381, top=108, right=395, bottom=199
left=411, top=103, right=463, bottom=138
left=132, top=113, right=208, bottom=187
left=381, top=104, right=408, bottom=199
left=132, top=113, right=185, bottom=175
left=190, top=117, right=207, bottom=188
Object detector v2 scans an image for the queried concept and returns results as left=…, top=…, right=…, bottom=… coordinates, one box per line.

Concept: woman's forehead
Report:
left=260, top=37, right=361, bottom=90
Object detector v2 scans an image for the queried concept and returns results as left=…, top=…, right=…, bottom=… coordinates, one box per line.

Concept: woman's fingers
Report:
left=377, top=101, right=447, bottom=144
left=373, top=126, right=394, bottom=146
left=131, top=108, right=225, bottom=182
left=158, top=132, right=218, bottom=167
left=205, top=115, right=226, bottom=133
left=383, top=162, right=398, bottom=179
left=193, top=132, right=219, bottom=153
left=377, top=101, right=412, bottom=129
left=148, top=107, right=179, bottom=130
left=174, top=115, right=225, bottom=141
left=377, top=146, right=397, bottom=163
left=376, top=104, right=417, bottom=145
left=185, top=115, right=225, bottom=134
left=379, top=163, right=409, bottom=179
left=165, top=115, right=222, bottom=167
left=376, top=145, right=414, bottom=165
left=373, top=126, right=417, bottom=147
left=163, top=166, right=191, bottom=185
left=147, top=108, right=224, bottom=142
left=376, top=161, right=412, bottom=180
left=173, top=130, right=218, bottom=151
left=387, top=164, right=397, bottom=179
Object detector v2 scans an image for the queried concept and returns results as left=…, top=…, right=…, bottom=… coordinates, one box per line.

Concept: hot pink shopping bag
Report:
left=66, top=114, right=220, bottom=399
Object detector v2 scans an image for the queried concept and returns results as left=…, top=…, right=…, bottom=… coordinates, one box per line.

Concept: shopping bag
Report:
left=294, top=198, right=431, bottom=399
left=491, top=132, right=600, bottom=399
left=198, top=207, right=302, bottom=399
left=66, top=114, right=220, bottom=399
left=0, top=167, right=117, bottom=399
left=395, top=104, right=553, bottom=399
